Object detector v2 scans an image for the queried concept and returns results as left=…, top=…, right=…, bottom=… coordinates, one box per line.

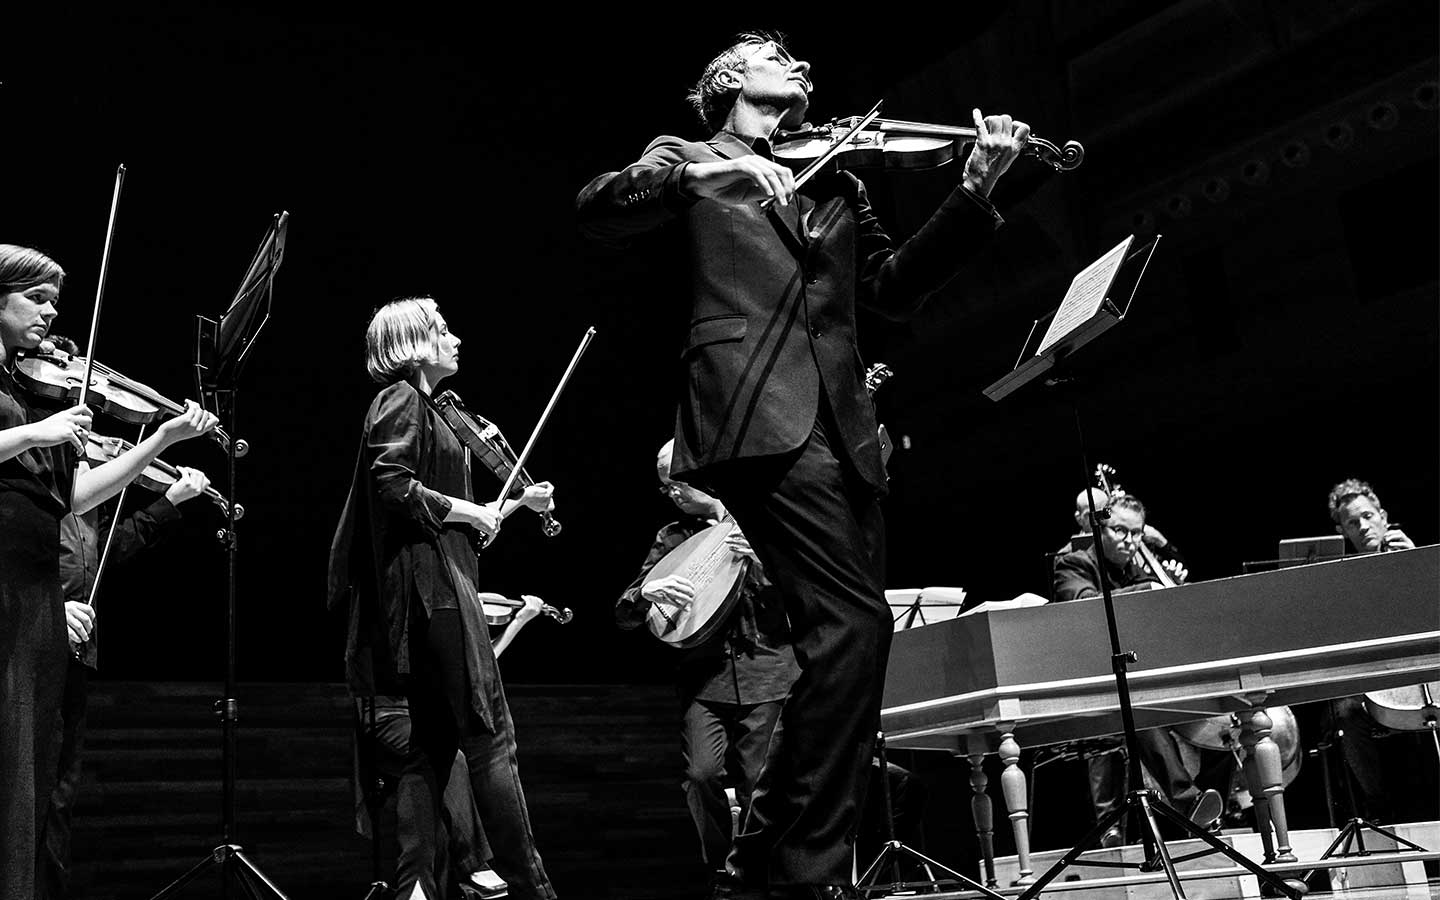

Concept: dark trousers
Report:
left=41, top=658, right=89, bottom=900
left=365, top=705, right=490, bottom=896
left=1087, top=729, right=1229, bottom=828
left=681, top=698, right=784, bottom=868
left=710, top=410, right=889, bottom=888
left=1329, top=696, right=1392, bottom=822
left=409, top=608, right=555, bottom=900
left=0, top=582, right=67, bottom=900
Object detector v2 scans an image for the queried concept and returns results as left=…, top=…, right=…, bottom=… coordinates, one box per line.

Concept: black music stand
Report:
left=148, top=212, right=290, bottom=900
left=857, top=731, right=1005, bottom=899
left=983, top=235, right=1305, bottom=900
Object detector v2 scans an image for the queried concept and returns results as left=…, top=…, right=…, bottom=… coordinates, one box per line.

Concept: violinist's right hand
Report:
left=30, top=405, right=93, bottom=452
left=157, top=400, right=219, bottom=447
left=682, top=157, right=796, bottom=208
left=65, top=600, right=96, bottom=644
left=642, top=574, right=696, bottom=610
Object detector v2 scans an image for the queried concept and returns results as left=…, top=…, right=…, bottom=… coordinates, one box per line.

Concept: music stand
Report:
left=982, top=235, right=1305, bottom=899
left=149, top=212, right=291, bottom=900
left=884, top=586, right=967, bottom=631
left=862, top=594, right=1005, bottom=899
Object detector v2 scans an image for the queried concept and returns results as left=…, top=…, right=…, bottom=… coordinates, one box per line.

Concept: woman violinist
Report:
left=0, top=243, right=217, bottom=898
left=328, top=296, right=558, bottom=900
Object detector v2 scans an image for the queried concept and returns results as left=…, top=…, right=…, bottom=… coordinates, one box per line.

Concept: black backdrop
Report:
left=6, top=3, right=1436, bottom=690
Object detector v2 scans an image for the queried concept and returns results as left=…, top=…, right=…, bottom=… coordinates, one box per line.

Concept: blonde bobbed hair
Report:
left=365, top=296, right=442, bottom=384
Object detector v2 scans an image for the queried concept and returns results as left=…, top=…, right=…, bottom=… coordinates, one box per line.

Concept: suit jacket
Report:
left=1052, top=543, right=1160, bottom=604
left=577, top=131, right=1003, bottom=493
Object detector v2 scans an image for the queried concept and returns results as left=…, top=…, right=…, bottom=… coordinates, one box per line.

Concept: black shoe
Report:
left=710, top=872, right=765, bottom=900
left=1187, top=788, right=1224, bottom=830
left=1100, top=826, right=1124, bottom=848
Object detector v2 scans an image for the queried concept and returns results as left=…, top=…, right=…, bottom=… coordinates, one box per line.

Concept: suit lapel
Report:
left=707, top=132, right=808, bottom=259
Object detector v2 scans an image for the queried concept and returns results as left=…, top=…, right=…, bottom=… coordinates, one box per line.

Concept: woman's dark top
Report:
left=329, top=379, right=498, bottom=730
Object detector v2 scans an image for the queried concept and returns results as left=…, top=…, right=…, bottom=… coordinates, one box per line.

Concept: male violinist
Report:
left=578, top=31, right=1029, bottom=900
left=616, top=440, right=797, bottom=883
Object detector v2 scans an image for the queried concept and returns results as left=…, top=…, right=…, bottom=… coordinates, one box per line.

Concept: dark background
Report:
left=6, top=1, right=1436, bottom=692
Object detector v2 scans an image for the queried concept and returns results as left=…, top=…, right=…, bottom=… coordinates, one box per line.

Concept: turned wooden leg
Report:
left=1239, top=707, right=1296, bottom=863
left=967, top=752, right=998, bottom=889
left=999, top=731, right=1034, bottom=885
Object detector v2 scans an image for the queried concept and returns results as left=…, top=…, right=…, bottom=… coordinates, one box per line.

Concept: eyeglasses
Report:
left=1104, top=523, right=1146, bottom=541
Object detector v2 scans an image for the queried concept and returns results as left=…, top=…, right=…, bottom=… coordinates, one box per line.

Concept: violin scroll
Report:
left=84, top=432, right=240, bottom=519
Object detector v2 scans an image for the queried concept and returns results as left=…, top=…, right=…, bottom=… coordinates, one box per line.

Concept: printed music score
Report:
left=1036, top=234, right=1134, bottom=357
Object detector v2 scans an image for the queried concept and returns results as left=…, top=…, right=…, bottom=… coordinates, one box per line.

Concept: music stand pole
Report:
left=149, top=216, right=289, bottom=900
left=982, top=235, right=1302, bottom=899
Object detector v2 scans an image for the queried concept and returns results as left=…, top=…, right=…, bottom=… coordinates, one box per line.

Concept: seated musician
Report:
left=616, top=440, right=798, bottom=883
left=1322, top=478, right=1416, bottom=823
left=1052, top=492, right=1219, bottom=842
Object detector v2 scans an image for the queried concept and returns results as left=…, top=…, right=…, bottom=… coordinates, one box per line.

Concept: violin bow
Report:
left=492, top=326, right=597, bottom=510
left=84, top=421, right=149, bottom=612
left=75, top=165, right=126, bottom=412
left=760, top=98, right=884, bottom=209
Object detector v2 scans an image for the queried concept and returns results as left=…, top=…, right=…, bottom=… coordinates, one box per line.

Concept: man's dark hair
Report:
left=1328, top=478, right=1381, bottom=523
left=686, top=30, right=791, bottom=132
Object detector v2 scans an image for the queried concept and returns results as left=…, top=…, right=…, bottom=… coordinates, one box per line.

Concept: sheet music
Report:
left=885, top=586, right=968, bottom=631
left=1036, top=235, right=1134, bottom=357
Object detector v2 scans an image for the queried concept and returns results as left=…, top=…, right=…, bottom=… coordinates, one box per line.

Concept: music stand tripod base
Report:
left=148, top=844, right=292, bottom=900
left=856, top=732, right=1005, bottom=900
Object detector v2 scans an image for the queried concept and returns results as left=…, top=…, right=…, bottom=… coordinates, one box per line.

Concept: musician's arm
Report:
left=855, top=172, right=1004, bottom=323
left=1052, top=551, right=1101, bottom=603
left=98, top=496, right=184, bottom=567
left=367, top=383, right=500, bottom=537
left=616, top=524, right=688, bottom=629
left=576, top=137, right=695, bottom=246
left=492, top=596, right=543, bottom=658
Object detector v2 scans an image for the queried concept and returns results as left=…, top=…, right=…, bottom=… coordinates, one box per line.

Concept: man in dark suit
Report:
left=577, top=32, right=1028, bottom=900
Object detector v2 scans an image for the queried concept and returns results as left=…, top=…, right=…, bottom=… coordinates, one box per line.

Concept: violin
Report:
left=84, top=432, right=241, bottom=519
left=16, top=345, right=240, bottom=456
left=479, top=592, right=573, bottom=626
left=431, top=390, right=560, bottom=538
left=773, top=111, right=1085, bottom=176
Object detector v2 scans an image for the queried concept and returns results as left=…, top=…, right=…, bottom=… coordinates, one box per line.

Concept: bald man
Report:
left=617, top=441, right=799, bottom=880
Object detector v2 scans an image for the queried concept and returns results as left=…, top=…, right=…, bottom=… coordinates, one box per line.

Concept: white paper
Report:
left=1036, top=235, right=1134, bottom=357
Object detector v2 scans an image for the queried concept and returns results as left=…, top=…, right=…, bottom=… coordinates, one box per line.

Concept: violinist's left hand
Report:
left=519, top=481, right=555, bottom=513
left=157, top=400, right=219, bottom=446
left=164, top=466, right=210, bottom=505
left=514, top=594, right=545, bottom=626
left=962, top=108, right=1030, bottom=198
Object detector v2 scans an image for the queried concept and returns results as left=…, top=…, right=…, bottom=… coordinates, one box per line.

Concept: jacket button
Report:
left=810, top=326, right=822, bottom=339
left=806, top=273, right=819, bottom=285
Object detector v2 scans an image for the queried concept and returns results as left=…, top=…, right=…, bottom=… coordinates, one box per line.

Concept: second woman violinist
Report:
left=0, top=243, right=219, bottom=900
left=328, top=296, right=558, bottom=900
